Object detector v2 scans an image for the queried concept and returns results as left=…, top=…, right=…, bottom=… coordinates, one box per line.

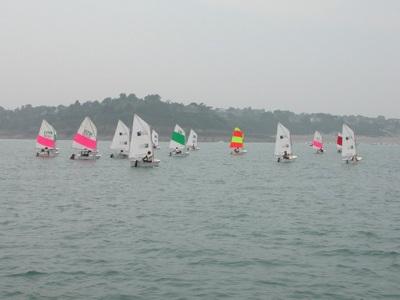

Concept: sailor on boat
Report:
left=346, top=154, right=358, bottom=163
left=171, top=147, right=182, bottom=155
left=37, top=147, right=51, bottom=157
left=80, top=149, right=91, bottom=157
left=283, top=150, right=290, bottom=159
left=143, top=151, right=153, bottom=163
left=234, top=147, right=240, bottom=154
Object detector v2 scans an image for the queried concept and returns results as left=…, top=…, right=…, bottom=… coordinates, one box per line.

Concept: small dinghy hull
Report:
left=36, top=149, right=59, bottom=158
left=110, top=153, right=129, bottom=159
left=277, top=155, right=297, bottom=163
left=343, top=156, right=362, bottom=163
left=70, top=152, right=101, bottom=160
left=188, top=147, right=200, bottom=151
left=130, top=159, right=160, bottom=168
left=170, top=151, right=190, bottom=157
left=231, top=149, right=247, bottom=155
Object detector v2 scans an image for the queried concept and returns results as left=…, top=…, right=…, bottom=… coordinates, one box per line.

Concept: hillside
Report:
left=1, top=93, right=399, bottom=140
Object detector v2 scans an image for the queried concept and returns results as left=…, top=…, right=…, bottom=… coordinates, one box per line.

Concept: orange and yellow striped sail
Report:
left=230, top=127, right=244, bottom=148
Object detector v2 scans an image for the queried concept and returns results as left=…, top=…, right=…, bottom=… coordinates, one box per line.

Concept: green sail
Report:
left=171, top=131, right=185, bottom=145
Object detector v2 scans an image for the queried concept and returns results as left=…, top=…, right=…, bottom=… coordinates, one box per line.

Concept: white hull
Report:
left=169, top=151, right=190, bottom=157
left=187, top=147, right=200, bottom=151
left=277, top=155, right=297, bottom=163
left=70, top=152, right=101, bottom=160
left=110, top=153, right=128, bottom=159
left=314, top=150, right=325, bottom=154
left=130, top=159, right=160, bottom=168
left=36, top=149, right=59, bottom=157
left=343, top=156, right=362, bottom=163
left=231, top=149, right=247, bottom=155
left=153, top=146, right=160, bottom=150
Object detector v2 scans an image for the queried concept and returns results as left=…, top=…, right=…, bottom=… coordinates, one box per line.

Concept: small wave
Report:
left=316, top=248, right=399, bottom=257
left=8, top=270, right=47, bottom=277
left=256, top=279, right=288, bottom=287
left=0, top=220, right=13, bottom=226
left=355, top=230, right=379, bottom=238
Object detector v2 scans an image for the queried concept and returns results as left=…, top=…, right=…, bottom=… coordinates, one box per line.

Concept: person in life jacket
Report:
left=143, top=151, right=153, bottom=163
left=175, top=147, right=182, bottom=155
left=283, top=150, right=290, bottom=159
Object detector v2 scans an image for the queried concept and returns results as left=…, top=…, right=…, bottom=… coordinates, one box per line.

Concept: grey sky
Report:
left=0, top=0, right=399, bottom=117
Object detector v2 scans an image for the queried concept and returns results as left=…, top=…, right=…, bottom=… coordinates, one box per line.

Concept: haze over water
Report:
left=1, top=140, right=400, bottom=299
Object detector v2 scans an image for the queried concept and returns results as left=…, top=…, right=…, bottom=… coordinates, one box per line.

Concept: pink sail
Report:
left=37, top=135, right=55, bottom=148
left=73, top=133, right=97, bottom=150
left=312, top=140, right=323, bottom=149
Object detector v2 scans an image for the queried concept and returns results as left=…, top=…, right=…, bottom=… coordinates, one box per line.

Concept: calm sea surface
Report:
left=1, top=140, right=400, bottom=299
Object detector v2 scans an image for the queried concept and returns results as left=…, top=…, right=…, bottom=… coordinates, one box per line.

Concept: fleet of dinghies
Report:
left=34, top=116, right=363, bottom=165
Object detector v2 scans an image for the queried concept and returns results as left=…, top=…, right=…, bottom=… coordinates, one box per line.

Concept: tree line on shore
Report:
left=0, top=93, right=399, bottom=139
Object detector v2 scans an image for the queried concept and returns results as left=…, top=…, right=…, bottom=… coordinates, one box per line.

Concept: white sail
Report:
left=342, top=124, right=357, bottom=160
left=186, top=129, right=198, bottom=148
left=110, top=120, right=130, bottom=154
left=36, top=120, right=57, bottom=149
left=274, top=123, right=292, bottom=156
left=152, top=130, right=159, bottom=148
left=169, top=124, right=186, bottom=150
left=72, top=117, right=98, bottom=150
left=129, top=114, right=153, bottom=160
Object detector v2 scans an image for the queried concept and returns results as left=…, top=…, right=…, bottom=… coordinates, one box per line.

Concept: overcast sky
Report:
left=0, top=0, right=399, bottom=117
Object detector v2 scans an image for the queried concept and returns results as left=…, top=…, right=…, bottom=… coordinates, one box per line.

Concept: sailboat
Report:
left=110, top=120, right=130, bottom=158
left=311, top=131, right=324, bottom=153
left=70, top=117, right=101, bottom=160
left=336, top=133, right=343, bottom=153
left=35, top=120, right=59, bottom=157
left=342, top=124, right=362, bottom=163
left=152, top=130, right=160, bottom=149
left=129, top=114, right=160, bottom=167
left=169, top=124, right=189, bottom=157
left=230, top=127, right=247, bottom=155
left=275, top=123, right=297, bottom=162
left=186, top=129, right=200, bottom=151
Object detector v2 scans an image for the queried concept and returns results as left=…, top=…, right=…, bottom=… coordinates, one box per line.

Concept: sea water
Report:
left=1, top=140, right=399, bottom=299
